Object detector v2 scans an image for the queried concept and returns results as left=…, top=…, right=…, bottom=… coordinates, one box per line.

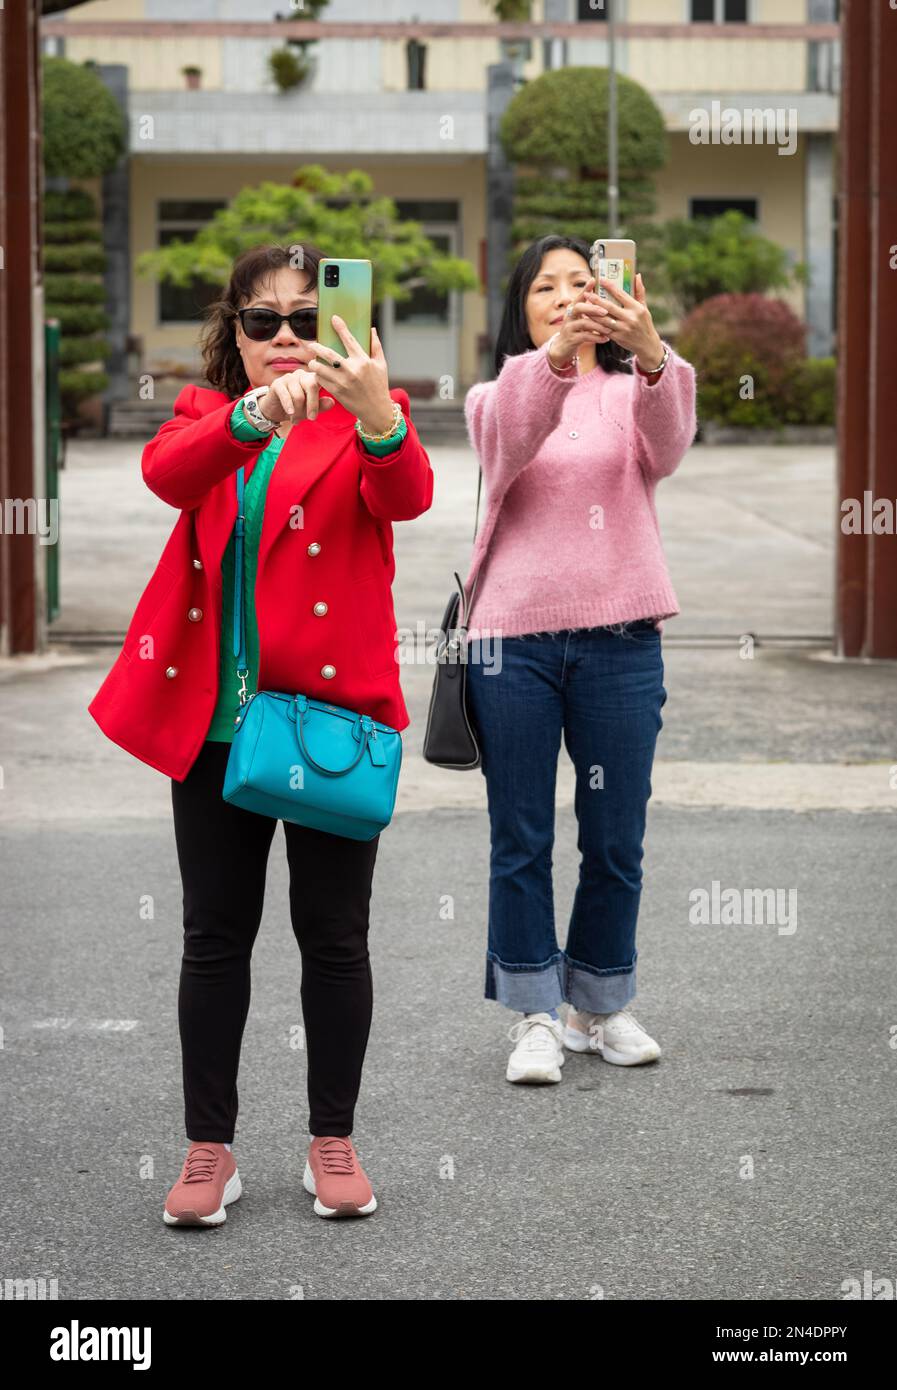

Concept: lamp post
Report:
left=607, top=0, right=618, bottom=237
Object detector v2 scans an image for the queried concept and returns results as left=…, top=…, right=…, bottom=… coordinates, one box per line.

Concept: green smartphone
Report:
left=316, top=258, right=373, bottom=358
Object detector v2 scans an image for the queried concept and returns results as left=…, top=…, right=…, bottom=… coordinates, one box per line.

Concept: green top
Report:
left=204, top=396, right=408, bottom=743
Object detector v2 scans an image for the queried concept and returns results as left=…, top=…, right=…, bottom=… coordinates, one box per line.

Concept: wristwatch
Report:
left=240, top=386, right=280, bottom=434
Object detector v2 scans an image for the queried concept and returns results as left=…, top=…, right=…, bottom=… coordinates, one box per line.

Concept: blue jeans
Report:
left=465, top=622, right=666, bottom=1015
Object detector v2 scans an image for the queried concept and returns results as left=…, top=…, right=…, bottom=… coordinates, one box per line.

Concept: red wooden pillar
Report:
left=835, top=0, right=897, bottom=657
left=863, top=0, right=897, bottom=657
left=0, top=0, right=43, bottom=655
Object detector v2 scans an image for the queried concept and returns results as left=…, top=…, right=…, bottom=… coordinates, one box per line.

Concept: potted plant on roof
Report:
left=269, top=47, right=313, bottom=92
left=182, top=65, right=202, bottom=90
left=492, top=0, right=532, bottom=73
left=271, top=0, right=330, bottom=91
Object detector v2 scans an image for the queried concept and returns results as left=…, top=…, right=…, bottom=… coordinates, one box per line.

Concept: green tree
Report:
left=499, top=66, right=668, bottom=291
left=41, top=57, right=126, bottom=424
left=137, top=164, right=479, bottom=307
left=659, top=210, right=807, bottom=318
left=42, top=55, right=126, bottom=180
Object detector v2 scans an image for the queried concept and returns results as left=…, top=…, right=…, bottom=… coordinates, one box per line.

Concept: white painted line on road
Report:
left=32, top=1018, right=139, bottom=1032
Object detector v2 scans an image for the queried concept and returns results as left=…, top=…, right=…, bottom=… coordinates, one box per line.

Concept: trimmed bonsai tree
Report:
left=42, top=56, right=126, bottom=427
left=499, top=66, right=668, bottom=281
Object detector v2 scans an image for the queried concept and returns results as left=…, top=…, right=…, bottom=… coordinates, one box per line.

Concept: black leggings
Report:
left=170, top=739, right=380, bottom=1142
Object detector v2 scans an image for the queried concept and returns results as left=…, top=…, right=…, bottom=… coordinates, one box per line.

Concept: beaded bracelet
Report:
left=355, top=400, right=404, bottom=443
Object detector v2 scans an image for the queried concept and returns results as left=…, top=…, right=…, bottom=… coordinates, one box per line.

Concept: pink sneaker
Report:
left=163, top=1141, right=242, bottom=1227
left=303, top=1136, right=377, bottom=1218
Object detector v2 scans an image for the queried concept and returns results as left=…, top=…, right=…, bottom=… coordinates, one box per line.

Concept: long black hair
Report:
left=493, top=234, right=634, bottom=380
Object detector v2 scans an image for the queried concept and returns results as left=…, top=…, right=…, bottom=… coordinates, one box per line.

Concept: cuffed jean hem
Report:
left=564, top=953, right=638, bottom=1014
left=485, top=951, right=638, bottom=1014
left=485, top=951, right=566, bottom=1013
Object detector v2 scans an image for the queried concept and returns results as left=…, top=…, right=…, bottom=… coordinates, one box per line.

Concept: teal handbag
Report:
left=222, top=465, right=402, bottom=841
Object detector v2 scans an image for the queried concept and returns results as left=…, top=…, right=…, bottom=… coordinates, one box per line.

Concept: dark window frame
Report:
left=688, top=196, right=759, bottom=223
left=156, top=199, right=228, bottom=326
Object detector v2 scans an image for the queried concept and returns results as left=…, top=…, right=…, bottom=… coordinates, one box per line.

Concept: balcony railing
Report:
left=41, top=20, right=841, bottom=42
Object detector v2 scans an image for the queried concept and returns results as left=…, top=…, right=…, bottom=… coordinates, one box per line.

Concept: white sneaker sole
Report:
left=163, top=1168, right=242, bottom=1226
left=563, top=1025, right=661, bottom=1065
left=506, top=1052, right=565, bottom=1084
left=303, top=1159, right=377, bottom=1218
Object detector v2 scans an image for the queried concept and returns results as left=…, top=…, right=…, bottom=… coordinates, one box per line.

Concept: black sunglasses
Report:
left=235, top=307, right=318, bottom=342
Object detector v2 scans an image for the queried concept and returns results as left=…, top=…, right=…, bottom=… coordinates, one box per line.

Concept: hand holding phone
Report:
left=303, top=318, right=396, bottom=434
left=594, top=271, right=665, bottom=372
left=547, top=276, right=612, bottom=367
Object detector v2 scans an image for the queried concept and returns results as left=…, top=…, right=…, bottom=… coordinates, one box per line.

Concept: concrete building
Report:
left=43, top=0, right=840, bottom=401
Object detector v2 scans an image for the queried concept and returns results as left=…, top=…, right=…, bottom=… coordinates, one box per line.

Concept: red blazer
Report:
left=88, top=383, right=433, bottom=781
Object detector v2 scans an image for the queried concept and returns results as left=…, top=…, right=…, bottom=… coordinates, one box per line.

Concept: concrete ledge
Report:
left=699, top=423, right=835, bottom=445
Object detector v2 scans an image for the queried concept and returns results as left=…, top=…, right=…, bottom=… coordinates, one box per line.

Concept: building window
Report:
left=690, top=197, right=758, bottom=221
left=157, top=200, right=227, bottom=324
left=690, top=0, right=749, bottom=20
left=393, top=201, right=458, bottom=327
left=577, top=0, right=608, bottom=20
left=406, top=39, right=426, bottom=90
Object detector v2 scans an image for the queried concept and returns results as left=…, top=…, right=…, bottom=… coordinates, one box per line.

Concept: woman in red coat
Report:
left=88, top=243, right=433, bottom=1225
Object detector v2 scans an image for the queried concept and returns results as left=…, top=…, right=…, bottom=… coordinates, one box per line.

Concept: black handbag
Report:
left=422, top=465, right=483, bottom=770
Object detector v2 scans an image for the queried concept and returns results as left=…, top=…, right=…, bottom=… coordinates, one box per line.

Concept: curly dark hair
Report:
left=199, top=242, right=327, bottom=398
left=493, top=234, right=633, bottom=379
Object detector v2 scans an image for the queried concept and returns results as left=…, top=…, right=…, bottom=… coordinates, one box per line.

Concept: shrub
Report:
left=782, top=357, right=836, bottom=426
left=677, top=293, right=815, bottom=429
left=659, top=210, right=804, bottom=318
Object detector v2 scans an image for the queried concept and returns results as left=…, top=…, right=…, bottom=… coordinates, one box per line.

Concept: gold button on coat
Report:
left=307, top=542, right=322, bottom=556
left=321, top=664, right=336, bottom=679
left=313, top=601, right=328, bottom=616
left=193, top=558, right=203, bottom=569
left=165, top=666, right=178, bottom=678
left=188, top=607, right=203, bottom=622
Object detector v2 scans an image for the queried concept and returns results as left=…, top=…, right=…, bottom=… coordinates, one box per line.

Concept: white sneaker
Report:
left=506, top=1012, right=566, bottom=1084
left=564, top=1005, right=661, bottom=1065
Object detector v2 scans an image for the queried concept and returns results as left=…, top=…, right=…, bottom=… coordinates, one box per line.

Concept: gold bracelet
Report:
left=355, top=400, right=404, bottom=442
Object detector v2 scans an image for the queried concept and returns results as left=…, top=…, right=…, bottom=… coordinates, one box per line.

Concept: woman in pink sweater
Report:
left=462, top=234, right=697, bottom=1084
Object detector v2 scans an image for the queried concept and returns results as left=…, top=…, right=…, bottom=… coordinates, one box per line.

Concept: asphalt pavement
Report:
left=1, top=431, right=894, bottom=1300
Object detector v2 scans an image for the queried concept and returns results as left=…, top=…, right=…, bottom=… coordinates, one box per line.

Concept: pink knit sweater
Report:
left=461, top=337, right=697, bottom=638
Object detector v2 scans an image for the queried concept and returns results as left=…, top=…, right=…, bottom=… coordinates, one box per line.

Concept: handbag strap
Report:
left=293, top=700, right=373, bottom=777
left=457, top=463, right=483, bottom=630
left=233, top=466, right=249, bottom=705
left=234, top=459, right=484, bottom=675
